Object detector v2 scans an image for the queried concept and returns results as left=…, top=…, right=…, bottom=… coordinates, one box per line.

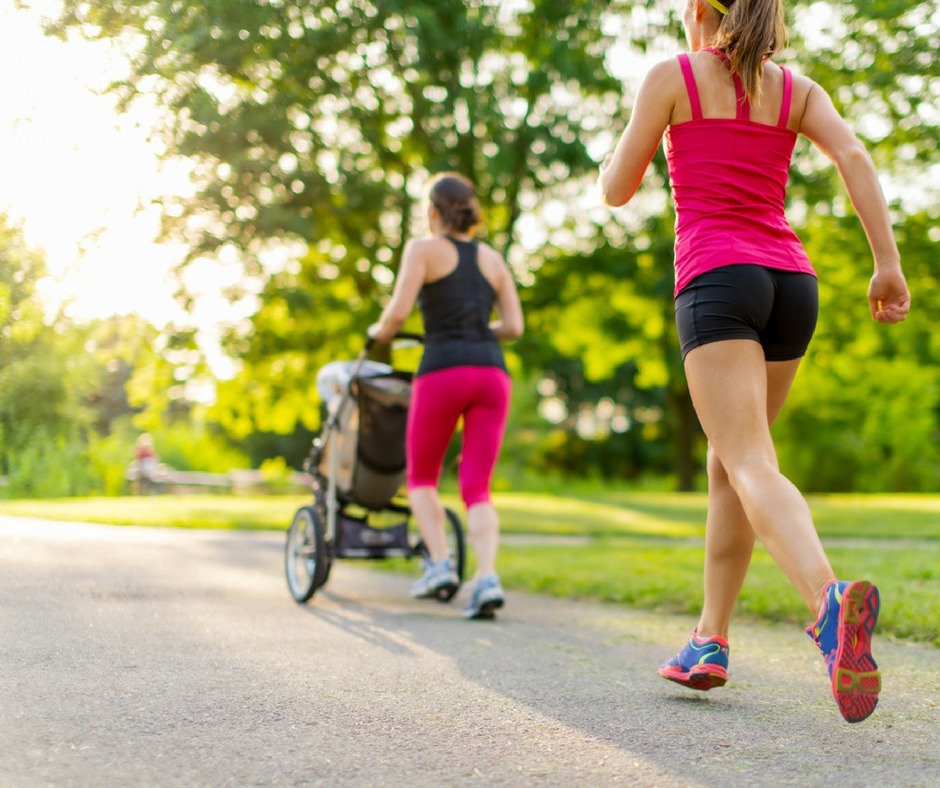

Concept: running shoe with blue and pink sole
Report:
left=658, top=631, right=730, bottom=691
left=806, top=579, right=881, bottom=723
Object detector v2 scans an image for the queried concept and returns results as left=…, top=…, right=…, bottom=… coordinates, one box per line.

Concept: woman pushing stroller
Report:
left=369, top=173, right=524, bottom=619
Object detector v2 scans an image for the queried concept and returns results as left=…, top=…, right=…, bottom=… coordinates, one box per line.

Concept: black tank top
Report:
left=416, top=236, right=507, bottom=377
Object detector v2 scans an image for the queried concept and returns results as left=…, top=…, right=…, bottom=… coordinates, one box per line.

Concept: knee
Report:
left=460, top=479, right=491, bottom=509
left=706, top=446, right=730, bottom=486
left=723, top=455, right=780, bottom=495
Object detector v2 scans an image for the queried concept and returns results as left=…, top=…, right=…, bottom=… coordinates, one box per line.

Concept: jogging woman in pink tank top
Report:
left=599, top=0, right=909, bottom=723
left=369, top=173, right=524, bottom=619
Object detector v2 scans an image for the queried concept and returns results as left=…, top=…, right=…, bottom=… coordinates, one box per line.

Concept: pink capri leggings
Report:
left=406, top=366, right=511, bottom=507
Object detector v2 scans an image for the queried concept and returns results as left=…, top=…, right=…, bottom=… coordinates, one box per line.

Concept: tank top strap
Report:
left=677, top=54, right=702, bottom=121
left=776, top=66, right=792, bottom=128
left=702, top=47, right=750, bottom=121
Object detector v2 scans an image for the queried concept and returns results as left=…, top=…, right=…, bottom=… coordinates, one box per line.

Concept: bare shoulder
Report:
left=407, top=236, right=445, bottom=256
left=476, top=241, right=507, bottom=269
left=643, top=56, right=684, bottom=92
left=475, top=241, right=511, bottom=285
left=648, top=56, right=683, bottom=79
left=788, top=69, right=822, bottom=101
left=771, top=63, right=824, bottom=105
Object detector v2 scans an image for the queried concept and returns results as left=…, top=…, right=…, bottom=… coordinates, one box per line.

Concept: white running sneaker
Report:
left=410, top=558, right=460, bottom=601
left=463, top=573, right=504, bottom=619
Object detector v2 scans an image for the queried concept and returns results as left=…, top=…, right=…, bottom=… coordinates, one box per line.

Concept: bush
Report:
left=775, top=357, right=940, bottom=492
left=1, top=428, right=100, bottom=498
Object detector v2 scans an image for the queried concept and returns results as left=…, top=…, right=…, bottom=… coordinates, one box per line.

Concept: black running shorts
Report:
left=674, top=264, right=818, bottom=361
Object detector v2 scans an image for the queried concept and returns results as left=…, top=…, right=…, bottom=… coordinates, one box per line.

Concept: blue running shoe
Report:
left=463, top=573, right=504, bottom=620
left=806, top=579, right=881, bottom=723
left=410, top=558, right=459, bottom=602
left=658, top=631, right=729, bottom=691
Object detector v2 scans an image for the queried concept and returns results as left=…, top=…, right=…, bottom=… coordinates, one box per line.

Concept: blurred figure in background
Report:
left=369, top=173, right=524, bottom=619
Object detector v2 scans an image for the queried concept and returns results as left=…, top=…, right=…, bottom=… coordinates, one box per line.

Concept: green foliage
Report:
left=776, top=355, right=940, bottom=492
left=0, top=214, right=100, bottom=496
left=85, top=419, right=140, bottom=496
left=43, top=1, right=940, bottom=492
left=1, top=429, right=101, bottom=498
left=49, top=0, right=625, bottom=438
left=145, top=422, right=249, bottom=474
left=770, top=207, right=940, bottom=492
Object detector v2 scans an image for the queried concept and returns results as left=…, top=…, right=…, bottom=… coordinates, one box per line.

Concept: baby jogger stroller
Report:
left=285, top=332, right=466, bottom=603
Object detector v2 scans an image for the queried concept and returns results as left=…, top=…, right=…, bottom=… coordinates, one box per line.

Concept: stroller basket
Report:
left=336, top=513, right=410, bottom=559
left=349, top=371, right=411, bottom=510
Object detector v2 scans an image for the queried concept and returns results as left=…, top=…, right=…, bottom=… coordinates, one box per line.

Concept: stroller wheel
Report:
left=285, top=506, right=328, bottom=603
left=443, top=507, right=466, bottom=583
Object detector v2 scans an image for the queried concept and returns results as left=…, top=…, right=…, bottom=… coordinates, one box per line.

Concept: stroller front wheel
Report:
left=285, top=505, right=328, bottom=603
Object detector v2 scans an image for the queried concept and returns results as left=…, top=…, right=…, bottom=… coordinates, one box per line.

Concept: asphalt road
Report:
left=1, top=515, right=938, bottom=786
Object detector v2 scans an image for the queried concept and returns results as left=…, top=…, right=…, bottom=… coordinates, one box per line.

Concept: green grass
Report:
left=2, top=491, right=937, bottom=645
left=0, top=494, right=310, bottom=531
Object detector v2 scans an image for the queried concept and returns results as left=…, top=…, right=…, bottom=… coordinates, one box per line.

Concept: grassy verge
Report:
left=2, top=491, right=937, bottom=645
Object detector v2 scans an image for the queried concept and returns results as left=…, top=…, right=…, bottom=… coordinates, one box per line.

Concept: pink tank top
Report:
left=665, top=50, right=815, bottom=297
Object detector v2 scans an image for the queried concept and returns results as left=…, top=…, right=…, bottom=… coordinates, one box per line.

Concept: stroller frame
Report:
left=285, top=333, right=466, bottom=604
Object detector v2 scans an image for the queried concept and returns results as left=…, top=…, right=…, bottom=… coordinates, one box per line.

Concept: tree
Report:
left=44, top=0, right=939, bottom=490
left=48, top=0, right=625, bottom=436
left=0, top=214, right=102, bottom=495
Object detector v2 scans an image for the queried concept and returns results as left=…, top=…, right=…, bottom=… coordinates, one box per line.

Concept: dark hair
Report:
left=713, top=0, right=787, bottom=104
left=426, top=172, right=482, bottom=234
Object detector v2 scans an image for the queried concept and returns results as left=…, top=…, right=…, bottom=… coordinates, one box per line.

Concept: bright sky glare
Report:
left=0, top=0, right=188, bottom=326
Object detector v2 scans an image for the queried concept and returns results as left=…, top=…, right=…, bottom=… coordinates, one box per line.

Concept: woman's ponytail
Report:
left=714, top=0, right=787, bottom=103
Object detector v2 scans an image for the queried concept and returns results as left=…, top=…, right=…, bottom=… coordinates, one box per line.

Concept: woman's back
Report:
left=415, top=235, right=508, bottom=291
left=665, top=50, right=816, bottom=295
left=413, top=235, right=508, bottom=376
left=669, top=52, right=812, bottom=129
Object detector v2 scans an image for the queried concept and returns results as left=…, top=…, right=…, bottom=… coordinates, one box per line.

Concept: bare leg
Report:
left=697, top=447, right=755, bottom=639
left=685, top=340, right=834, bottom=616
left=408, top=486, right=450, bottom=563
left=697, top=358, right=812, bottom=637
left=467, top=501, right=500, bottom=578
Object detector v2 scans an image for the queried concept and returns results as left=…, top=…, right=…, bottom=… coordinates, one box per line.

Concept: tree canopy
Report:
left=36, top=0, right=940, bottom=491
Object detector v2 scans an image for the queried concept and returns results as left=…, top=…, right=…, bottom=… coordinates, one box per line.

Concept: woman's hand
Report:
left=868, top=267, right=911, bottom=324
left=367, top=322, right=392, bottom=343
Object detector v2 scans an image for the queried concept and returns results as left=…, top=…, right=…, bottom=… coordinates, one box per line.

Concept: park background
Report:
left=1, top=2, right=937, bottom=640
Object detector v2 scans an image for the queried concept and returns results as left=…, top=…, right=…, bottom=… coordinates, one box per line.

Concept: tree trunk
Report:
left=671, top=386, right=699, bottom=492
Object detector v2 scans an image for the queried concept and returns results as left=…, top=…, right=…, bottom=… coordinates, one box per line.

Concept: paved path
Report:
left=1, top=516, right=937, bottom=786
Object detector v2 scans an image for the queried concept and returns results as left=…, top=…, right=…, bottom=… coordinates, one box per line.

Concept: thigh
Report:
left=460, top=370, right=511, bottom=458
left=458, top=371, right=511, bottom=487
left=684, top=340, right=779, bottom=468
left=406, top=370, right=466, bottom=483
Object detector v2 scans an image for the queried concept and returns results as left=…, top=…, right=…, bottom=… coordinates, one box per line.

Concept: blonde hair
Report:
left=712, top=0, right=787, bottom=103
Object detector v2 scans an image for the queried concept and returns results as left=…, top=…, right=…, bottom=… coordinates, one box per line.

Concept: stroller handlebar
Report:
left=365, top=331, right=424, bottom=352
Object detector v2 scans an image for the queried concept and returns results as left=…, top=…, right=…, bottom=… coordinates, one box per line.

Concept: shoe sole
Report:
left=464, top=597, right=504, bottom=620
left=657, top=664, right=727, bottom=691
left=411, top=579, right=460, bottom=602
left=833, top=580, right=881, bottom=723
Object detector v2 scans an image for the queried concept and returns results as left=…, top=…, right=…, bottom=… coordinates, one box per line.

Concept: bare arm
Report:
left=598, top=60, right=677, bottom=207
left=799, top=82, right=910, bottom=323
left=489, top=259, right=524, bottom=341
left=481, top=249, right=525, bottom=341
left=367, top=240, right=426, bottom=342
